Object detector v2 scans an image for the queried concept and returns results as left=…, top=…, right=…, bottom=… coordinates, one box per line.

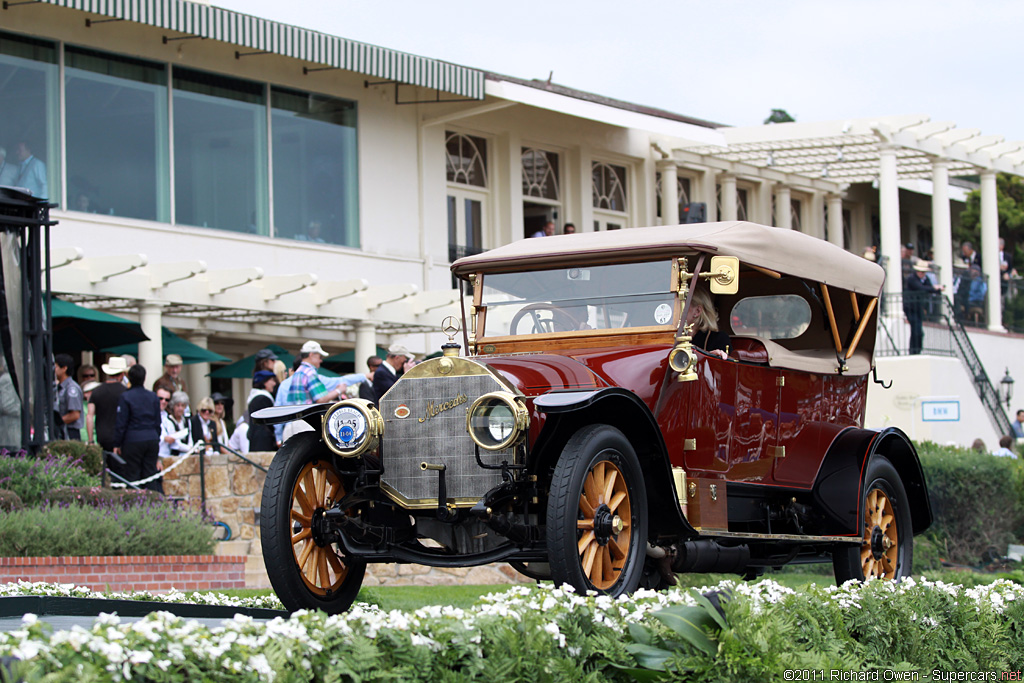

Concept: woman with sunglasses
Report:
left=189, top=396, right=225, bottom=455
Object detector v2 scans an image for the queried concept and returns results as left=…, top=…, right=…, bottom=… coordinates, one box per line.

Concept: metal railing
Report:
left=876, top=292, right=1012, bottom=437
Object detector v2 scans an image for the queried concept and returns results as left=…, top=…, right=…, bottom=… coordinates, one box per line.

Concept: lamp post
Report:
left=1000, top=368, right=1015, bottom=409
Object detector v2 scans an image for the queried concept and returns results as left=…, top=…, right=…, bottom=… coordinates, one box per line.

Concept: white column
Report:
left=720, top=174, right=738, bottom=221
left=980, top=170, right=1002, bottom=330
left=702, top=169, right=718, bottom=222
left=137, top=302, right=164, bottom=385
left=756, top=180, right=772, bottom=225
left=879, top=144, right=902, bottom=297
left=931, top=160, right=954, bottom=296
left=775, top=184, right=792, bottom=230
left=827, top=194, right=844, bottom=248
left=658, top=160, right=679, bottom=226
left=355, top=321, right=377, bottom=372
left=187, top=332, right=211, bottom=401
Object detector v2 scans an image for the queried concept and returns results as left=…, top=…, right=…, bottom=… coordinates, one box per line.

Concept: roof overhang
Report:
left=682, top=115, right=1024, bottom=184
left=32, top=0, right=485, bottom=100
left=51, top=249, right=465, bottom=342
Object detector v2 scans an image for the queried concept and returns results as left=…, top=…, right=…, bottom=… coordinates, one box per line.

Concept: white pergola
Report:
left=51, top=248, right=464, bottom=397
left=673, top=115, right=1024, bottom=331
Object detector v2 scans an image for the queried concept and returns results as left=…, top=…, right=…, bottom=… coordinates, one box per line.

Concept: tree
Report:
left=763, top=109, right=795, bottom=124
left=957, top=173, right=1024, bottom=262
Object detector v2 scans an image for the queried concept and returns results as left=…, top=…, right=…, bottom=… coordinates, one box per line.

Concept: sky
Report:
left=213, top=0, right=1024, bottom=142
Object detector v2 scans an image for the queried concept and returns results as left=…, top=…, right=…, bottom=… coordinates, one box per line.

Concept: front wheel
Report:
left=261, top=432, right=365, bottom=613
left=832, top=455, right=913, bottom=583
left=547, top=425, right=648, bottom=596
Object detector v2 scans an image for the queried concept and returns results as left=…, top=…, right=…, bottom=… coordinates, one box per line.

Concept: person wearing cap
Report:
left=247, top=370, right=279, bottom=451
left=86, top=355, right=128, bottom=450
left=254, top=348, right=278, bottom=375
left=285, top=341, right=346, bottom=406
left=152, top=353, right=188, bottom=395
left=904, top=259, right=942, bottom=355
left=373, top=344, right=414, bottom=401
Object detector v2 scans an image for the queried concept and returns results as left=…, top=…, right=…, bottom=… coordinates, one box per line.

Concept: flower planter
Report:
left=0, top=555, right=245, bottom=592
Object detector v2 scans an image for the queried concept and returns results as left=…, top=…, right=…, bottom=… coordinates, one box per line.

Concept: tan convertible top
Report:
left=452, top=221, right=885, bottom=296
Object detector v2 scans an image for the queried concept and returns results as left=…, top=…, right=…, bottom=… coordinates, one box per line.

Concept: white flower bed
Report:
left=0, top=580, right=284, bottom=611
left=0, top=577, right=1021, bottom=681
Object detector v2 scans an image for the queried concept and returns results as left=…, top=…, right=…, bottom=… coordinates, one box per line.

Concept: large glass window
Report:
left=271, top=87, right=358, bottom=246
left=0, top=32, right=59, bottom=203
left=172, top=67, right=268, bottom=235
left=65, top=47, right=168, bottom=221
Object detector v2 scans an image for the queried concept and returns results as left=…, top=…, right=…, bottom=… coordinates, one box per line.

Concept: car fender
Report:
left=532, top=387, right=698, bottom=540
left=813, top=426, right=932, bottom=536
left=252, top=403, right=330, bottom=432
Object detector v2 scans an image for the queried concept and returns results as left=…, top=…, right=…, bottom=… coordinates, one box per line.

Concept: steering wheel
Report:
left=509, top=304, right=584, bottom=334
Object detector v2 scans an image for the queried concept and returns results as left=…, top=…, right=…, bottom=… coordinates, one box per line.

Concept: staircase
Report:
left=214, top=540, right=270, bottom=588
left=876, top=293, right=1012, bottom=438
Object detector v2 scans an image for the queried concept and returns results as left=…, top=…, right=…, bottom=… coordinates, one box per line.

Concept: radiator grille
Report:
left=380, top=374, right=511, bottom=507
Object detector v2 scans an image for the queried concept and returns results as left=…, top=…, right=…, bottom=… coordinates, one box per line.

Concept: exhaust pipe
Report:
left=671, top=540, right=750, bottom=574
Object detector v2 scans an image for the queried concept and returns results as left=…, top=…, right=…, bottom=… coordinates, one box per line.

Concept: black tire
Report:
left=260, top=432, right=365, bottom=613
left=832, top=455, right=913, bottom=583
left=547, top=425, right=648, bottom=596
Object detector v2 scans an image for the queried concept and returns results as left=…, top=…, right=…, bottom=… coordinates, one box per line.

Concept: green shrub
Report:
left=45, top=485, right=164, bottom=508
left=0, top=500, right=215, bottom=557
left=0, top=450, right=99, bottom=507
left=41, top=439, right=103, bottom=476
left=0, top=488, right=22, bottom=512
left=916, top=441, right=1024, bottom=568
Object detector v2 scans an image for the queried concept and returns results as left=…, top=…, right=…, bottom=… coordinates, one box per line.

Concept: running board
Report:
left=700, top=530, right=861, bottom=544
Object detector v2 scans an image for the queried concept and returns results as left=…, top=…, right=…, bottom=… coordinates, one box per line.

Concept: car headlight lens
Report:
left=466, top=392, right=528, bottom=451
left=323, top=400, right=383, bottom=457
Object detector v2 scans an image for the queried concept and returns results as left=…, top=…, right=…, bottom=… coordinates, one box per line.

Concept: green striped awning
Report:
left=42, top=0, right=485, bottom=100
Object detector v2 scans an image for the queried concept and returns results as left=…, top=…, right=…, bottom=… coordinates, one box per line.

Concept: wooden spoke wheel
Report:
left=261, top=432, right=365, bottom=614
left=833, top=456, right=913, bottom=584
left=860, top=486, right=898, bottom=579
left=291, top=460, right=349, bottom=595
left=575, top=460, right=632, bottom=590
left=548, top=425, right=647, bottom=596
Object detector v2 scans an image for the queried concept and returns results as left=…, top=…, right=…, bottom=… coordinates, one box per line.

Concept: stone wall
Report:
left=160, top=452, right=530, bottom=588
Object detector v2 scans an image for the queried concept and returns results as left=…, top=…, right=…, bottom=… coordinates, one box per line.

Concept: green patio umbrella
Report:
left=208, top=344, right=293, bottom=379
left=51, top=298, right=149, bottom=352
left=103, top=328, right=230, bottom=364
left=324, top=347, right=389, bottom=365
left=207, top=345, right=340, bottom=378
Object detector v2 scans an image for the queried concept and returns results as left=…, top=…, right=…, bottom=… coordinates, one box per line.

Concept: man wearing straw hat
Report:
left=86, top=355, right=128, bottom=452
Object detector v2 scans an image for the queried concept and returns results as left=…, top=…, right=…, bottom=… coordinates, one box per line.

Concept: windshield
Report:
left=479, top=260, right=676, bottom=337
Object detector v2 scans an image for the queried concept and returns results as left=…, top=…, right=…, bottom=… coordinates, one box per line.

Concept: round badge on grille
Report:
left=395, top=404, right=410, bottom=419
left=438, top=357, right=454, bottom=374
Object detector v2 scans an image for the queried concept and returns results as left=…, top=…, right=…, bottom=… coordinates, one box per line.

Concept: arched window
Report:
left=592, top=162, right=627, bottom=211
left=522, top=148, right=560, bottom=201
left=446, top=132, right=488, bottom=188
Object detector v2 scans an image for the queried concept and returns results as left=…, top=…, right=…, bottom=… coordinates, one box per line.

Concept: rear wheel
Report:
left=547, top=425, right=647, bottom=595
left=832, top=456, right=913, bottom=583
left=261, top=432, right=365, bottom=613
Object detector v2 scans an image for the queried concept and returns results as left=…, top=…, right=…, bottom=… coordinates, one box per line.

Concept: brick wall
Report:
left=0, top=555, right=246, bottom=592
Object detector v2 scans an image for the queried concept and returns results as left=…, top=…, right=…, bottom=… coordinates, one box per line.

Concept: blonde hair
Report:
left=197, top=397, right=215, bottom=413
left=273, top=359, right=287, bottom=383
left=198, top=396, right=225, bottom=435
left=689, top=286, right=719, bottom=333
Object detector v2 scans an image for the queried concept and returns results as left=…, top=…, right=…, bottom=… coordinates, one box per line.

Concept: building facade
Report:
left=2, top=0, right=1018, bottom=407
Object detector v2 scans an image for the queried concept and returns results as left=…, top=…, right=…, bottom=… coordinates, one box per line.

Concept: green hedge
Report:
left=0, top=500, right=215, bottom=557
left=916, top=441, right=1024, bottom=569
left=0, top=451, right=99, bottom=507
left=41, top=440, right=104, bottom=476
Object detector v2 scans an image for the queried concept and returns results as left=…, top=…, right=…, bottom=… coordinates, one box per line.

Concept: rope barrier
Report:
left=108, top=442, right=203, bottom=488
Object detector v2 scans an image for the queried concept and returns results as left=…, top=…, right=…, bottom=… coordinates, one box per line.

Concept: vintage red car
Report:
left=256, top=221, right=931, bottom=613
